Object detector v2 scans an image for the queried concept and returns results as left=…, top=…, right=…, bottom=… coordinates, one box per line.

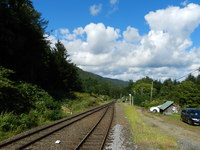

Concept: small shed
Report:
left=158, top=101, right=178, bottom=115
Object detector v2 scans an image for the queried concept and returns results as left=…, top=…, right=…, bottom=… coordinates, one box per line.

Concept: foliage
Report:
left=124, top=77, right=156, bottom=105
left=0, top=67, right=65, bottom=140
left=141, top=99, right=166, bottom=108
left=62, top=92, right=111, bottom=114
left=0, top=0, right=49, bottom=83
left=0, top=0, right=82, bottom=98
left=0, top=69, right=111, bottom=141
left=123, top=74, right=200, bottom=108
left=177, top=81, right=200, bottom=107
left=77, top=68, right=127, bottom=98
left=0, top=67, right=31, bottom=113
left=80, top=76, right=124, bottom=98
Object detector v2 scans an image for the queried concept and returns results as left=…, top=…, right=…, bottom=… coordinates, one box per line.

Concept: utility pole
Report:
left=150, top=81, right=153, bottom=101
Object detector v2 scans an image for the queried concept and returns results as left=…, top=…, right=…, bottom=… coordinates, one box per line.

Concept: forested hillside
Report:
left=77, top=68, right=127, bottom=87
left=77, top=68, right=127, bottom=98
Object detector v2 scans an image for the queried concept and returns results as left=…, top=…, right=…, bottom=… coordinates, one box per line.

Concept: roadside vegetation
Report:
left=123, top=104, right=178, bottom=150
left=123, top=74, right=200, bottom=109
left=0, top=66, right=111, bottom=141
left=61, top=92, right=111, bottom=116
left=0, top=72, right=111, bottom=141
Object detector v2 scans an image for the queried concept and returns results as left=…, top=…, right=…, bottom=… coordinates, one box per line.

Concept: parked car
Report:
left=181, top=108, right=200, bottom=125
left=150, top=106, right=160, bottom=113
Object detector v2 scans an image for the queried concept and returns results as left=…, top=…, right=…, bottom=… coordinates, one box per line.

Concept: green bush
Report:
left=0, top=112, right=20, bottom=132
left=43, top=109, right=64, bottom=121
left=0, top=67, right=65, bottom=140
left=141, top=99, right=166, bottom=108
left=0, top=67, right=33, bottom=113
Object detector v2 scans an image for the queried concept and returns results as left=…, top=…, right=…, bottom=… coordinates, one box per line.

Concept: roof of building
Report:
left=158, top=101, right=174, bottom=110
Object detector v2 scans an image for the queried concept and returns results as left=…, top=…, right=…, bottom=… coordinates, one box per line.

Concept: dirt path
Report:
left=137, top=108, right=200, bottom=150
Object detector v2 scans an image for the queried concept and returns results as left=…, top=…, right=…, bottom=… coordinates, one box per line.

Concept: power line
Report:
left=176, top=67, right=200, bottom=81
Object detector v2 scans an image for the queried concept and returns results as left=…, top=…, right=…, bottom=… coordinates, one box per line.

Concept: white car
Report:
left=150, top=106, right=160, bottom=113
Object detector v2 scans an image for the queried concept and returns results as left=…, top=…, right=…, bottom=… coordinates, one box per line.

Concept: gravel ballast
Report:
left=105, top=102, right=136, bottom=150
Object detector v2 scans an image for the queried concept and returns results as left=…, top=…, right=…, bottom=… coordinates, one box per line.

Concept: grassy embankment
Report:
left=0, top=92, right=111, bottom=141
left=61, top=92, right=111, bottom=116
left=123, top=104, right=178, bottom=150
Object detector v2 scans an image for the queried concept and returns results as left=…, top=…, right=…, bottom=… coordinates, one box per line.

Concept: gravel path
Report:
left=105, top=102, right=136, bottom=150
left=137, top=108, right=200, bottom=150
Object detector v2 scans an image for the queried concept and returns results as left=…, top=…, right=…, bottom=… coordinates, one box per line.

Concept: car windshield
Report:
left=190, top=110, right=200, bottom=116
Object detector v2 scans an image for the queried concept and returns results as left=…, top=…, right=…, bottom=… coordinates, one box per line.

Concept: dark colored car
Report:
left=181, top=108, right=200, bottom=125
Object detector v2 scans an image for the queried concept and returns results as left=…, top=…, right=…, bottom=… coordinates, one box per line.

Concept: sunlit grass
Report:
left=123, top=105, right=178, bottom=150
left=61, top=92, right=111, bottom=115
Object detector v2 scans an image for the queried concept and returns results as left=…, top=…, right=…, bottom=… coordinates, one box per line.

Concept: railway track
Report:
left=0, top=101, right=115, bottom=150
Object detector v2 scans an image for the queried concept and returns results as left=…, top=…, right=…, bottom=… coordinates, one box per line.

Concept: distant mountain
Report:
left=77, top=67, right=128, bottom=88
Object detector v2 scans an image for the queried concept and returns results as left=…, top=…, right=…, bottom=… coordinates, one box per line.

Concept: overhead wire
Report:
left=176, top=67, right=200, bottom=81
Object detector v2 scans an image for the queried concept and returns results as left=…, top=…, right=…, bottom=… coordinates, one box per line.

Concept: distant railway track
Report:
left=0, top=101, right=115, bottom=150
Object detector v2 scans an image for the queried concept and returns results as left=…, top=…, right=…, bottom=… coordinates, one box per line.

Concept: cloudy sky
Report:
left=32, top=0, right=200, bottom=81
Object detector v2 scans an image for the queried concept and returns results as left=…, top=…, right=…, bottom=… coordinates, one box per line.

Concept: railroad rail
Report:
left=74, top=103, right=114, bottom=150
left=0, top=101, right=115, bottom=150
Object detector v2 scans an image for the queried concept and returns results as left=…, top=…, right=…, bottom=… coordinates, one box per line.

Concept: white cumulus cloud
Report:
left=123, top=26, right=141, bottom=43
left=84, top=23, right=120, bottom=54
left=49, top=3, right=200, bottom=81
left=145, top=3, right=200, bottom=38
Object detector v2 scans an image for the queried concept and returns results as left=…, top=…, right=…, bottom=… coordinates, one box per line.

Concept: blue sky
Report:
left=32, top=0, right=200, bottom=81
left=33, top=0, right=194, bottom=34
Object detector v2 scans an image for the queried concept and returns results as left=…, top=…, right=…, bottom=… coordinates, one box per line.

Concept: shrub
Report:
left=0, top=112, right=20, bottom=132
left=141, top=99, right=166, bottom=108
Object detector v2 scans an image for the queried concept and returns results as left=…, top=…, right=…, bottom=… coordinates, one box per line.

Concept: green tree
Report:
left=48, top=41, right=82, bottom=93
left=159, top=78, right=175, bottom=97
left=0, top=0, right=50, bottom=85
left=131, top=77, right=156, bottom=105
left=186, top=74, right=196, bottom=83
left=177, top=81, right=200, bottom=107
left=196, top=75, right=200, bottom=89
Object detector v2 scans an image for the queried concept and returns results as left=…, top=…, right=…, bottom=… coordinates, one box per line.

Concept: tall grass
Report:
left=61, top=92, right=111, bottom=115
left=123, top=105, right=178, bottom=150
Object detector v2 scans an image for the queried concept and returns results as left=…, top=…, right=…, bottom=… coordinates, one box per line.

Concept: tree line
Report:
left=0, top=0, right=82, bottom=97
left=124, top=73, right=200, bottom=108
